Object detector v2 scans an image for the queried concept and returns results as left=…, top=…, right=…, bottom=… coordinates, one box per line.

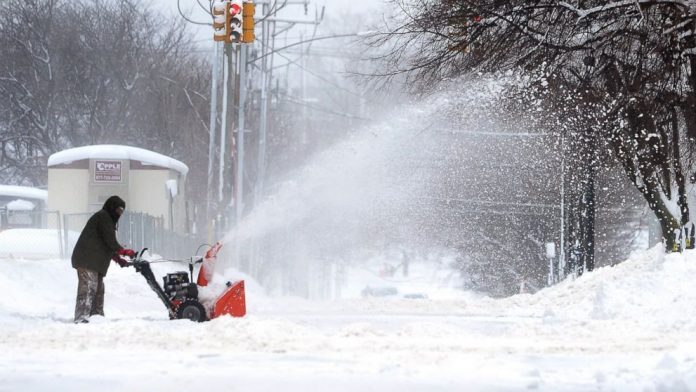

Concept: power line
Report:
left=251, top=32, right=367, bottom=62
left=176, top=0, right=211, bottom=26
left=275, top=51, right=361, bottom=97
left=278, top=93, right=368, bottom=120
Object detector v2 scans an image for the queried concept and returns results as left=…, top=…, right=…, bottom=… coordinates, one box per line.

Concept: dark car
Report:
left=361, top=285, right=399, bottom=298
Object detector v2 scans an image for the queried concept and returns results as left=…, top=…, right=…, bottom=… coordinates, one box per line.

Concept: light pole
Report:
left=207, top=42, right=221, bottom=241
left=559, top=129, right=566, bottom=282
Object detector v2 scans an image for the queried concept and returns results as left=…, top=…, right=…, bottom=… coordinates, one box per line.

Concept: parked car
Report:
left=361, top=285, right=399, bottom=298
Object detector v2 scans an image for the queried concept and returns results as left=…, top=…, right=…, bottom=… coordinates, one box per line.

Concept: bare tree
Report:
left=0, top=0, right=211, bottom=230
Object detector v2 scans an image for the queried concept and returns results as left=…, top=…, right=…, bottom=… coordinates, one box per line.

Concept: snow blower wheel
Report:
left=176, top=300, right=207, bottom=322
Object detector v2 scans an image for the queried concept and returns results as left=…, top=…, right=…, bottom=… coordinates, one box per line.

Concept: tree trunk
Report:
left=671, top=107, right=689, bottom=226
left=580, top=152, right=596, bottom=272
left=643, top=181, right=681, bottom=251
left=565, top=127, right=597, bottom=276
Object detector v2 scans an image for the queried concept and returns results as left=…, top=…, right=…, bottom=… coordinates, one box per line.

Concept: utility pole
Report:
left=235, top=44, right=247, bottom=229
left=232, top=0, right=256, bottom=229
left=253, top=0, right=318, bottom=205
left=300, top=31, right=307, bottom=145
left=248, top=0, right=278, bottom=277
left=209, top=0, right=320, bottom=275
left=559, top=130, right=566, bottom=282
left=207, top=42, right=221, bottom=240
left=255, top=1, right=272, bottom=203
left=218, top=43, right=233, bottom=205
left=211, top=0, right=253, bottom=237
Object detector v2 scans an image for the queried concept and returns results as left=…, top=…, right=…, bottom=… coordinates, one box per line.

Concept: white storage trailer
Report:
left=47, top=145, right=189, bottom=234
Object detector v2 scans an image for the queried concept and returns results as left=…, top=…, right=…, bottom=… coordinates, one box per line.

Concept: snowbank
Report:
left=2, top=244, right=695, bottom=323
left=488, top=246, right=696, bottom=326
left=0, top=229, right=79, bottom=259
left=6, top=199, right=36, bottom=211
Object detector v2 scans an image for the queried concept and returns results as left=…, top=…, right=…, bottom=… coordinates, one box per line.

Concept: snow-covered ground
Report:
left=2, top=246, right=696, bottom=391
left=0, top=229, right=79, bottom=259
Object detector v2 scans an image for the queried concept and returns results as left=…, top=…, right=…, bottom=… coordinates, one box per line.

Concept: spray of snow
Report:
left=218, top=76, right=516, bottom=295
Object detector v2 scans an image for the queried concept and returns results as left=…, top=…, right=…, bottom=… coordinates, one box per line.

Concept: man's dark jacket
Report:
left=71, top=196, right=125, bottom=276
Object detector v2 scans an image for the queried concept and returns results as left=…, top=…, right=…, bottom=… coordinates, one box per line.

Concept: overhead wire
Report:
left=177, top=0, right=211, bottom=26
left=278, top=92, right=368, bottom=120
left=274, top=51, right=362, bottom=97
left=197, top=0, right=212, bottom=16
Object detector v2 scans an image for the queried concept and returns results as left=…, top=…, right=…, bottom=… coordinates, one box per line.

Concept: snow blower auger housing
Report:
left=127, top=246, right=246, bottom=322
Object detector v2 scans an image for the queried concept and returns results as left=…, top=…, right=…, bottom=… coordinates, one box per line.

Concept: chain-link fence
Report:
left=63, top=211, right=202, bottom=260
left=0, top=209, right=64, bottom=259
left=0, top=209, right=202, bottom=260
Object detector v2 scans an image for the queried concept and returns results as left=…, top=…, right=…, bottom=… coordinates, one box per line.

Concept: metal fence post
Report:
left=56, top=212, right=64, bottom=259
left=125, top=213, right=130, bottom=249
left=63, top=213, right=70, bottom=260
left=140, top=212, right=145, bottom=251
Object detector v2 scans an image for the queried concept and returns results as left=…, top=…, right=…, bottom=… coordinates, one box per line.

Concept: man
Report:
left=72, top=195, right=135, bottom=323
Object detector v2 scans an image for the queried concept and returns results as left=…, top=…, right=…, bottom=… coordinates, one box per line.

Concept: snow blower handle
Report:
left=126, top=248, right=149, bottom=269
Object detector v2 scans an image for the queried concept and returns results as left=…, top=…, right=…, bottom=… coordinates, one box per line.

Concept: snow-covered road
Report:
left=2, top=246, right=696, bottom=391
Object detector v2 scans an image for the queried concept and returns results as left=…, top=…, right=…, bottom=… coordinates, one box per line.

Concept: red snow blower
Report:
left=126, top=243, right=245, bottom=322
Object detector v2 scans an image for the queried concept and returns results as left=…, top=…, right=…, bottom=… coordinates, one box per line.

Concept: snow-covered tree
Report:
left=373, top=0, right=696, bottom=253
left=0, top=0, right=210, bottom=203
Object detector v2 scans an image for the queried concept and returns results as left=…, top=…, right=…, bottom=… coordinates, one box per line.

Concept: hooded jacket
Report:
left=71, top=196, right=125, bottom=275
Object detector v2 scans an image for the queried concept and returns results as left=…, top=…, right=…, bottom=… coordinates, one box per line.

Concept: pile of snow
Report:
left=2, top=244, right=695, bottom=322
left=0, top=255, right=266, bottom=323
left=486, top=246, right=696, bottom=327
left=0, top=229, right=78, bottom=259
left=6, top=199, right=36, bottom=211
left=2, top=243, right=695, bottom=323
left=198, top=266, right=267, bottom=312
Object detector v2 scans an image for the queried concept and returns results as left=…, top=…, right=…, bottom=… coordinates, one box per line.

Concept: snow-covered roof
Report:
left=47, top=145, right=189, bottom=176
left=7, top=199, right=36, bottom=211
left=0, top=185, right=48, bottom=201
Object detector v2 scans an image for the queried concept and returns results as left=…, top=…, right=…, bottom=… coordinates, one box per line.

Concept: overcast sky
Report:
left=157, top=0, right=385, bottom=43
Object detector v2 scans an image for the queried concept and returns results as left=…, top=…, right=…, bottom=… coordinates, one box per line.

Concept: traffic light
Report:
left=242, top=1, right=255, bottom=43
left=212, top=2, right=227, bottom=42
left=227, top=0, right=243, bottom=43
left=212, top=0, right=254, bottom=44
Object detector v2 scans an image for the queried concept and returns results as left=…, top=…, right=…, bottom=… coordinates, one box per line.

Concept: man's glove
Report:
left=118, top=248, right=136, bottom=258
left=111, top=255, right=129, bottom=268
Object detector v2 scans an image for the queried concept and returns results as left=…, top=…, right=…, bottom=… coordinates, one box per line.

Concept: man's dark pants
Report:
left=74, top=267, right=104, bottom=323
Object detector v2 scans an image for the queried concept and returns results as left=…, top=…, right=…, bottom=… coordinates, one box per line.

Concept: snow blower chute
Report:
left=126, top=243, right=246, bottom=322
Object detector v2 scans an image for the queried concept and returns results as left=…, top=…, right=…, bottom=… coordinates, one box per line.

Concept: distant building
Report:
left=47, top=145, right=189, bottom=234
left=0, top=185, right=48, bottom=229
